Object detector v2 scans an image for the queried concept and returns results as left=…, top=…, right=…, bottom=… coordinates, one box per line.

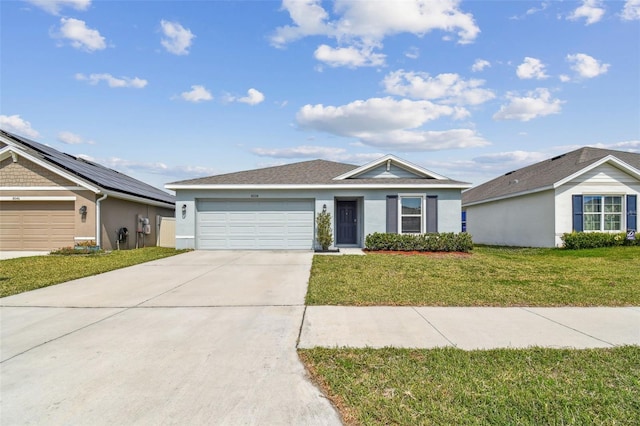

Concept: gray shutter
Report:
left=572, top=195, right=583, bottom=232
left=426, top=196, right=438, bottom=233
left=627, top=195, right=637, bottom=231
left=386, top=195, right=398, bottom=233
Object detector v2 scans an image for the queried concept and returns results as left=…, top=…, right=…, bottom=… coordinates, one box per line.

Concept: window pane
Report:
left=604, top=196, right=622, bottom=213
left=401, top=197, right=422, bottom=215
left=402, top=217, right=421, bottom=233
left=584, top=214, right=601, bottom=231
left=583, top=196, right=601, bottom=213
left=604, top=214, right=621, bottom=231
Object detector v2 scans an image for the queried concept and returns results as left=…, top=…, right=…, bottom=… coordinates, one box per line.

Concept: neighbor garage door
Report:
left=0, top=201, right=75, bottom=250
left=196, top=199, right=314, bottom=249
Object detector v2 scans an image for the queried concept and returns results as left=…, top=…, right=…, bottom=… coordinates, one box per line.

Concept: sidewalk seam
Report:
left=412, top=307, right=457, bottom=348
left=520, top=307, right=615, bottom=347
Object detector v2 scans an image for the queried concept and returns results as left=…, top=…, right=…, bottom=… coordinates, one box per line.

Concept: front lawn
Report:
left=307, top=246, right=640, bottom=306
left=0, top=247, right=189, bottom=298
left=300, top=346, right=640, bottom=425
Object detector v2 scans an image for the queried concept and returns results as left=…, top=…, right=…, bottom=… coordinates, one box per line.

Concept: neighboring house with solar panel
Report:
left=462, top=147, right=639, bottom=247
left=0, top=129, right=175, bottom=251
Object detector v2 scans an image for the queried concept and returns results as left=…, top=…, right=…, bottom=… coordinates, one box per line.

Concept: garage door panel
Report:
left=0, top=201, right=74, bottom=250
left=196, top=199, right=314, bottom=250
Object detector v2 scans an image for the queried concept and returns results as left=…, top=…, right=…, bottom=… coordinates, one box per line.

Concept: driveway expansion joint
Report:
left=411, top=307, right=458, bottom=348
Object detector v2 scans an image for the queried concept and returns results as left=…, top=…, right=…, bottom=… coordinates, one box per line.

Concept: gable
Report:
left=567, top=162, right=640, bottom=186
left=0, top=155, right=77, bottom=188
left=352, top=163, right=432, bottom=179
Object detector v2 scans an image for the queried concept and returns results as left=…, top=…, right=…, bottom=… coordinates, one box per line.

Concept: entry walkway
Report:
left=299, top=306, right=640, bottom=349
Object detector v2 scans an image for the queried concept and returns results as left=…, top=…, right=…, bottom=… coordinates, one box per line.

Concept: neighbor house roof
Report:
left=1, top=129, right=175, bottom=206
left=462, top=147, right=640, bottom=206
left=166, top=155, right=471, bottom=189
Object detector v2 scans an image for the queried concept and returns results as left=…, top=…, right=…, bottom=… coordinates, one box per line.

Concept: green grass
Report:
left=307, top=246, right=640, bottom=306
left=300, top=346, right=640, bottom=425
left=0, top=247, right=189, bottom=298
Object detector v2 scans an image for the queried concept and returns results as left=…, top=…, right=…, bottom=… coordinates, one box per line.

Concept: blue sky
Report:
left=1, top=0, right=639, bottom=191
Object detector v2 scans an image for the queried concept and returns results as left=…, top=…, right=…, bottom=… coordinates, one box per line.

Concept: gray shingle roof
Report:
left=462, top=147, right=640, bottom=206
left=1, top=129, right=175, bottom=205
left=168, top=158, right=469, bottom=187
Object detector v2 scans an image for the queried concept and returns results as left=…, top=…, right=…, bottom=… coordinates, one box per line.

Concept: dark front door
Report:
left=336, top=201, right=357, bottom=244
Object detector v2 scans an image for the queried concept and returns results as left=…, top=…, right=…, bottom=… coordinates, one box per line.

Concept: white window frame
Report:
left=583, top=194, right=624, bottom=232
left=398, top=194, right=425, bottom=234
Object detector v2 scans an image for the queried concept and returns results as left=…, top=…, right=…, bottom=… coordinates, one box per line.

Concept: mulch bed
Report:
left=363, top=250, right=472, bottom=258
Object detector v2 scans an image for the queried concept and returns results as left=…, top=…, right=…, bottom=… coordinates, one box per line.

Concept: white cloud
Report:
left=405, top=47, right=419, bottom=59
left=472, top=150, right=549, bottom=165
left=621, top=0, right=640, bottom=20
left=566, top=53, right=610, bottom=79
left=516, top=57, right=548, bottom=80
left=382, top=70, right=495, bottom=106
left=251, top=145, right=384, bottom=163
left=314, top=44, right=385, bottom=68
left=493, top=88, right=564, bottom=121
left=568, top=0, right=605, bottom=25
left=75, top=73, right=147, bottom=88
left=587, top=140, right=640, bottom=152
left=55, top=18, right=106, bottom=52
left=57, top=131, right=82, bottom=144
left=0, top=114, right=40, bottom=138
left=271, top=0, right=479, bottom=68
left=559, top=74, right=571, bottom=83
left=26, top=0, right=90, bottom=15
left=238, top=88, right=265, bottom=105
left=160, top=20, right=195, bottom=55
left=180, top=85, right=212, bottom=103
left=471, top=59, right=490, bottom=72
left=78, top=155, right=216, bottom=179
left=296, top=97, right=489, bottom=151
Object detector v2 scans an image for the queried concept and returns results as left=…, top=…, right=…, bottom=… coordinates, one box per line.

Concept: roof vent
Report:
left=551, top=154, right=565, bottom=161
left=504, top=170, right=515, bottom=176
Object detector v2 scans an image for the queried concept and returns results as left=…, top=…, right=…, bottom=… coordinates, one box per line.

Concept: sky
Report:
left=1, top=0, right=639, bottom=192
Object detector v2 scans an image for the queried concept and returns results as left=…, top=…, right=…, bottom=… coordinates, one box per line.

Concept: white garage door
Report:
left=196, top=199, right=314, bottom=250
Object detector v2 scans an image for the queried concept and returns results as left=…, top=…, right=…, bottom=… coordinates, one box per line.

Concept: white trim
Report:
left=0, top=196, right=76, bottom=201
left=554, top=156, right=640, bottom=188
left=333, top=154, right=449, bottom=181
left=74, top=237, right=96, bottom=241
left=165, top=183, right=470, bottom=190
left=0, top=144, right=101, bottom=193
left=176, top=235, right=195, bottom=239
left=1, top=186, right=89, bottom=191
left=398, top=193, right=426, bottom=234
left=95, top=193, right=108, bottom=248
left=462, top=186, right=554, bottom=207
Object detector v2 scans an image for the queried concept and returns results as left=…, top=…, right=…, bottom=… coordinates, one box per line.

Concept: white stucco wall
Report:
left=174, top=187, right=463, bottom=249
left=465, top=190, right=556, bottom=247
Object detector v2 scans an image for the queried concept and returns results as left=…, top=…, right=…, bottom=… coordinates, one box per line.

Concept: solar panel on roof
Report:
left=1, top=130, right=175, bottom=205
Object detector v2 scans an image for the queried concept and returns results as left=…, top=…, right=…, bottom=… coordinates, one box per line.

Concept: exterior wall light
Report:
left=181, top=204, right=187, bottom=218
left=79, top=205, right=87, bottom=215
left=322, top=204, right=327, bottom=213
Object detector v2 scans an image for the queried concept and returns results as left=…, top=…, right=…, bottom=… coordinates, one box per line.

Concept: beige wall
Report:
left=100, top=197, right=174, bottom=250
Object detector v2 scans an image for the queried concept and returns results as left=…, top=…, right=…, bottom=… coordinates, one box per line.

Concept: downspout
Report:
left=96, top=193, right=108, bottom=248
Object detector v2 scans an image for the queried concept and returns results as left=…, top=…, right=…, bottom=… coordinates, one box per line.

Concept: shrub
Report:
left=561, top=232, right=638, bottom=249
left=365, top=232, right=473, bottom=253
left=316, top=211, right=334, bottom=250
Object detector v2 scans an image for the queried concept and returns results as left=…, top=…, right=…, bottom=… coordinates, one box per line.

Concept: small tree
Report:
left=316, top=210, right=334, bottom=250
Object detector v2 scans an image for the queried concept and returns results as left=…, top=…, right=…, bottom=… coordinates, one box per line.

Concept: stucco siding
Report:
left=100, top=197, right=174, bottom=250
left=175, top=188, right=462, bottom=249
left=466, top=190, right=555, bottom=247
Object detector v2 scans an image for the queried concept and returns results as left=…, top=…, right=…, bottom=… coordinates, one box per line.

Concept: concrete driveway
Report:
left=0, top=251, right=341, bottom=425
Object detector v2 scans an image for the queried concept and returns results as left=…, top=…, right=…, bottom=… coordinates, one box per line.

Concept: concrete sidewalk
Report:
left=299, top=306, right=640, bottom=350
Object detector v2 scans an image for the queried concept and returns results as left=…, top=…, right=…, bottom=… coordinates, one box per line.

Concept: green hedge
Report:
left=365, top=232, right=473, bottom=253
left=561, top=232, right=638, bottom=249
